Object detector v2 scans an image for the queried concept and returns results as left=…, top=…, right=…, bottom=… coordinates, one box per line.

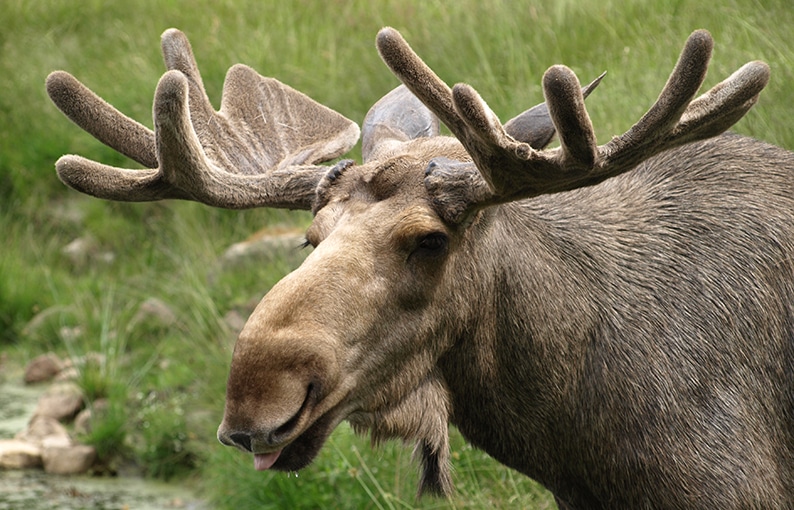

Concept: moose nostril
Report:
left=230, top=432, right=253, bottom=452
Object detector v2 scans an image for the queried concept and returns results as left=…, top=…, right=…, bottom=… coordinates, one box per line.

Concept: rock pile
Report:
left=0, top=352, right=101, bottom=475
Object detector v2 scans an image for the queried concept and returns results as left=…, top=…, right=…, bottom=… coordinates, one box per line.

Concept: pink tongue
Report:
left=254, top=450, right=282, bottom=471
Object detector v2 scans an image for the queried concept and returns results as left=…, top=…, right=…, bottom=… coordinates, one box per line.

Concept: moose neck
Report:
left=437, top=200, right=597, bottom=487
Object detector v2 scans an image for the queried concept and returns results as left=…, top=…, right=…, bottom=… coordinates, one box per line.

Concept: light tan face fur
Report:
left=218, top=148, right=461, bottom=477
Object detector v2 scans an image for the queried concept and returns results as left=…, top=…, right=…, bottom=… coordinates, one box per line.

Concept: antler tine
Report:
left=603, top=30, right=712, bottom=159
left=376, top=27, right=469, bottom=142
left=503, top=71, right=606, bottom=151
left=667, top=60, right=770, bottom=144
left=46, top=71, right=157, bottom=168
left=598, top=30, right=769, bottom=174
left=159, top=28, right=216, bottom=129
left=48, top=29, right=360, bottom=210
left=384, top=28, right=770, bottom=224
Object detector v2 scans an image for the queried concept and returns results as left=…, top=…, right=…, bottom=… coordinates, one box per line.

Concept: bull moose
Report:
left=46, top=26, right=794, bottom=508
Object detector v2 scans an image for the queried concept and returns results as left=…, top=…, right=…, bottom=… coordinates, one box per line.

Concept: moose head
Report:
left=48, top=27, right=794, bottom=508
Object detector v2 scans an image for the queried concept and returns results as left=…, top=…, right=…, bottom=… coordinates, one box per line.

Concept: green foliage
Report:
left=134, top=390, right=200, bottom=480
left=3, top=0, right=794, bottom=508
left=206, top=424, right=554, bottom=509
left=81, top=394, right=131, bottom=465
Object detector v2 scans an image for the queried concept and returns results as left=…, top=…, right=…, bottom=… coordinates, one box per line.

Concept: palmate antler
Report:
left=47, top=29, right=360, bottom=210
left=376, top=28, right=771, bottom=223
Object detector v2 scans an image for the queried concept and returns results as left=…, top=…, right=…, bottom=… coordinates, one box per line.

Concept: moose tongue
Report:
left=254, top=450, right=282, bottom=471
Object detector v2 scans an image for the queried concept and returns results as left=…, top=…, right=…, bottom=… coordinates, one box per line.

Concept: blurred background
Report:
left=2, top=0, right=792, bottom=508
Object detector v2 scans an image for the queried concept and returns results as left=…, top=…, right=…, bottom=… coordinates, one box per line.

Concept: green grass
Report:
left=3, top=0, right=794, bottom=508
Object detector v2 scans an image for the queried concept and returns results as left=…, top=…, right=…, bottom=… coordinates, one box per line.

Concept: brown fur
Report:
left=219, top=133, right=794, bottom=507
left=46, top=27, right=794, bottom=508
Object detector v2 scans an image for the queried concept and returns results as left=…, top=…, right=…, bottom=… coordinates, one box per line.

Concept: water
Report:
left=0, top=470, right=202, bottom=510
left=0, top=375, right=205, bottom=510
left=0, top=381, right=42, bottom=438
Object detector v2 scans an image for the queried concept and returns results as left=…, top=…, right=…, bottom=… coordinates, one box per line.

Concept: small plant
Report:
left=81, top=398, right=130, bottom=470
left=134, top=390, right=200, bottom=480
left=75, top=355, right=111, bottom=402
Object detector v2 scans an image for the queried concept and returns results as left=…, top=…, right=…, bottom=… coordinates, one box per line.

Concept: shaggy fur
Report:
left=48, top=27, right=794, bottom=508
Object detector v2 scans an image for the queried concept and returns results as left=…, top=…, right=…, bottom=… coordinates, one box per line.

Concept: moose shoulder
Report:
left=47, top=27, right=794, bottom=508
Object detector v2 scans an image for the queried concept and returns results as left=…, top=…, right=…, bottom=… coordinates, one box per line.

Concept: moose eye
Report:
left=414, top=232, right=449, bottom=257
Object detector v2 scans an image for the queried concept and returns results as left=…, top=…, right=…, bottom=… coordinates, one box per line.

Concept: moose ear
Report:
left=362, top=85, right=440, bottom=162
left=504, top=71, right=606, bottom=150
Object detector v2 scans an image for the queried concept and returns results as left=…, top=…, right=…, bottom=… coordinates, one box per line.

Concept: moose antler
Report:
left=46, top=29, right=360, bottom=210
left=376, top=28, right=771, bottom=223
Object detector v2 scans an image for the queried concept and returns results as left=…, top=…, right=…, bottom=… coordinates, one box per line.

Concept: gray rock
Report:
left=73, top=399, right=109, bottom=436
left=42, top=443, right=97, bottom=475
left=221, top=230, right=306, bottom=265
left=34, top=382, right=84, bottom=422
left=24, top=352, right=65, bottom=384
left=130, top=297, right=178, bottom=330
left=223, top=309, right=248, bottom=335
left=14, top=415, right=71, bottom=447
left=53, top=366, right=79, bottom=382
left=61, top=236, right=115, bottom=269
left=0, top=439, right=42, bottom=469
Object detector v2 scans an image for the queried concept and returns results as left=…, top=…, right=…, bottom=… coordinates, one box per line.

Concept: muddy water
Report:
left=0, top=376, right=205, bottom=510
left=0, top=470, right=203, bottom=510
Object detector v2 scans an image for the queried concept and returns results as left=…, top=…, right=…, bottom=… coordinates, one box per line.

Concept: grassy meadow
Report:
left=2, top=0, right=793, bottom=507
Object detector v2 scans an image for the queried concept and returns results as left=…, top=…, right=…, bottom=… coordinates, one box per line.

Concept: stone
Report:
left=61, top=236, right=115, bottom=269
left=220, top=229, right=306, bottom=266
left=34, top=382, right=84, bottom=422
left=53, top=366, right=79, bottom=382
left=211, top=228, right=308, bottom=284
left=73, top=409, right=91, bottom=436
left=223, top=309, right=248, bottom=335
left=14, top=415, right=71, bottom=447
left=24, top=352, right=64, bottom=384
left=0, top=439, right=42, bottom=469
left=74, top=399, right=109, bottom=435
left=130, top=297, right=177, bottom=330
left=75, top=352, right=107, bottom=369
left=42, top=444, right=97, bottom=475
left=61, top=236, right=97, bottom=268
left=41, top=435, right=72, bottom=449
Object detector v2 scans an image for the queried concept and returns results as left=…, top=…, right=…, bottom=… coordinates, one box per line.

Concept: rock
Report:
left=130, top=297, right=177, bottom=330
left=53, top=366, right=79, bottom=382
left=73, top=409, right=91, bottom=436
left=74, top=399, right=109, bottom=436
left=61, top=236, right=115, bottom=270
left=15, top=415, right=71, bottom=447
left=34, top=382, right=84, bottom=422
left=212, top=228, right=308, bottom=281
left=76, top=352, right=107, bottom=368
left=223, top=309, right=248, bottom=335
left=41, top=435, right=72, bottom=449
left=221, top=229, right=306, bottom=265
left=42, top=443, right=96, bottom=475
left=24, top=352, right=65, bottom=384
left=0, top=439, right=42, bottom=469
left=61, top=236, right=96, bottom=268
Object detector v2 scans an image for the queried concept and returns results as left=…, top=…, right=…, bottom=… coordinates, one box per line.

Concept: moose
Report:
left=46, top=26, right=794, bottom=508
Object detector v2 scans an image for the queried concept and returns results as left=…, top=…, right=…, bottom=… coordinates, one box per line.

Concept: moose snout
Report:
left=218, top=379, right=316, bottom=452
left=217, top=428, right=285, bottom=453
left=224, top=431, right=253, bottom=452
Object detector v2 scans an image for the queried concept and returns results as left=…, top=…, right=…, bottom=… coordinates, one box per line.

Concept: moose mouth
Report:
left=256, top=408, right=341, bottom=472
left=235, top=381, right=353, bottom=473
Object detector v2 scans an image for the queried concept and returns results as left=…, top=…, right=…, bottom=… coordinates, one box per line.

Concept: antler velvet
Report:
left=376, top=27, right=770, bottom=224
left=47, top=29, right=360, bottom=210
